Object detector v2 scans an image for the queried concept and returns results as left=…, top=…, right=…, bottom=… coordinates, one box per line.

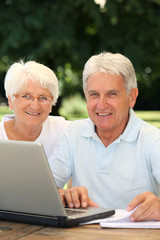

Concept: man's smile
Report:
left=26, top=111, right=41, bottom=116
left=97, top=112, right=112, bottom=116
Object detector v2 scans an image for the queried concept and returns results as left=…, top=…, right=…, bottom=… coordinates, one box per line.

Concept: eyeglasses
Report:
left=14, top=94, right=53, bottom=104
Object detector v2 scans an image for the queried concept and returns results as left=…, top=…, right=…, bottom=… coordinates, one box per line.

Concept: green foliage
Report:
left=59, top=94, right=88, bottom=120
left=0, top=106, right=12, bottom=121
left=0, top=0, right=160, bottom=110
left=57, top=64, right=82, bottom=97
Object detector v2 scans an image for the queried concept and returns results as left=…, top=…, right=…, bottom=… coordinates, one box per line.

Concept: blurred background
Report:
left=0, top=0, right=160, bottom=125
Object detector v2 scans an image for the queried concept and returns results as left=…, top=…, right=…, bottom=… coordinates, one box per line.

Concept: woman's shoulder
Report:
left=0, top=114, right=15, bottom=140
left=43, top=115, right=71, bottom=129
left=0, top=114, right=15, bottom=123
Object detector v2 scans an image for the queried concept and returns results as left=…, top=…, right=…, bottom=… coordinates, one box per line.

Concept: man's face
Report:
left=85, top=72, right=138, bottom=138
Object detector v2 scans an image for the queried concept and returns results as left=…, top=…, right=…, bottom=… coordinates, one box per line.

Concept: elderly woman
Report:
left=0, top=60, right=70, bottom=162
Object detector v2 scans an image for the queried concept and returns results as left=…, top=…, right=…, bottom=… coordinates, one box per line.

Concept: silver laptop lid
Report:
left=0, top=140, right=67, bottom=217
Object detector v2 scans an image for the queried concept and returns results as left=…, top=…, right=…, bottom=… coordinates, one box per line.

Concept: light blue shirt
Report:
left=51, top=109, right=160, bottom=208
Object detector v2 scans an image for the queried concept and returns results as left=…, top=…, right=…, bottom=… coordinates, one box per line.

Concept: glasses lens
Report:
left=38, top=96, right=52, bottom=103
left=19, top=94, right=33, bottom=100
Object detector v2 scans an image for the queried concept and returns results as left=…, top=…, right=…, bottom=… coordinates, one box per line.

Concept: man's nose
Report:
left=97, top=96, right=108, bottom=108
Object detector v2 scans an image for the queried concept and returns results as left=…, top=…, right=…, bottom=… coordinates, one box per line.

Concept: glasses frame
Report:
left=14, top=94, right=53, bottom=104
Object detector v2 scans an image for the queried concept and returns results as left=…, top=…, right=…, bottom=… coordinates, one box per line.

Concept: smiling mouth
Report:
left=26, top=111, right=41, bottom=116
left=97, top=113, right=112, bottom=116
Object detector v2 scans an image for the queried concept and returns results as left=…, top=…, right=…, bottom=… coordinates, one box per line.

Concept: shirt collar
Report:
left=118, top=109, right=143, bottom=142
left=81, top=109, right=143, bottom=143
left=81, top=118, right=95, bottom=137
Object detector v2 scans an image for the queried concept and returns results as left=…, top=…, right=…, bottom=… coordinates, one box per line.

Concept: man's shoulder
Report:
left=128, top=109, right=160, bottom=140
left=67, top=118, right=91, bottom=128
left=63, top=118, right=92, bottom=136
left=140, top=120, right=160, bottom=139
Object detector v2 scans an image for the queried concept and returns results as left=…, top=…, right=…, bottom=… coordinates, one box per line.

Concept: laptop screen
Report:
left=0, top=140, right=66, bottom=217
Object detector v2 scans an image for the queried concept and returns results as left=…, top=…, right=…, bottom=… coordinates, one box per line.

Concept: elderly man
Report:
left=51, top=52, right=160, bottom=221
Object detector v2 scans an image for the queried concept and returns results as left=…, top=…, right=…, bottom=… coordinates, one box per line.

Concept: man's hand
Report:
left=127, top=191, right=160, bottom=221
left=58, top=186, right=98, bottom=208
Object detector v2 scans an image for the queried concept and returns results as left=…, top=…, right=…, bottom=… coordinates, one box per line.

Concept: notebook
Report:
left=0, top=140, right=115, bottom=227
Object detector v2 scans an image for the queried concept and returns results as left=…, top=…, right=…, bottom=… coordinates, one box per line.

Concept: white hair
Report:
left=4, top=60, right=59, bottom=105
left=83, top=52, right=137, bottom=94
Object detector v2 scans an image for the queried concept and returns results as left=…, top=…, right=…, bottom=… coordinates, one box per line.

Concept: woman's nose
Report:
left=30, top=98, right=40, bottom=108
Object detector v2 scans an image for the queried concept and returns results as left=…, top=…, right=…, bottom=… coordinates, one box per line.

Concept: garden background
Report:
left=0, top=0, right=160, bottom=127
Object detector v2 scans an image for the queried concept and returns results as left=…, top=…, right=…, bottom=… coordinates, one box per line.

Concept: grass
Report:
left=135, top=111, right=160, bottom=128
left=0, top=106, right=12, bottom=121
left=0, top=105, right=160, bottom=128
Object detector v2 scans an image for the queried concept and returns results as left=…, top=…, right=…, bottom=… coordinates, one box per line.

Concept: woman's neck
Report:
left=4, top=119, right=42, bottom=141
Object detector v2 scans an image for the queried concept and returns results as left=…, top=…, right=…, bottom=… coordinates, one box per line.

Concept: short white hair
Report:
left=83, top=52, right=137, bottom=94
left=4, top=60, right=59, bottom=105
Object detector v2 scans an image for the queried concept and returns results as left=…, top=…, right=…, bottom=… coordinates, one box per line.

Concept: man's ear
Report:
left=129, top=88, right=138, bottom=108
left=8, top=96, right=13, bottom=110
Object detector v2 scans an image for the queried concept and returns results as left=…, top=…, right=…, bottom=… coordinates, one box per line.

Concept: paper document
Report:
left=100, top=209, right=160, bottom=229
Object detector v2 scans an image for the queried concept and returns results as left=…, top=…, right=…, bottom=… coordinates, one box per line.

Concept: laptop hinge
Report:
left=57, top=216, right=69, bottom=227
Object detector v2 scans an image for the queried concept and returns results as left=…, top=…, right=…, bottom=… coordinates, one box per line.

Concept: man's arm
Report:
left=58, top=186, right=98, bottom=208
left=127, top=191, right=160, bottom=221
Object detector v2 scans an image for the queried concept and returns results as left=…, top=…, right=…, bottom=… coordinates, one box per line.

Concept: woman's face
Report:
left=8, top=80, right=53, bottom=130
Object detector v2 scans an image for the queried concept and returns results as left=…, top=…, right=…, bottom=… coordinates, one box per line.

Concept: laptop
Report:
left=0, top=140, right=115, bottom=227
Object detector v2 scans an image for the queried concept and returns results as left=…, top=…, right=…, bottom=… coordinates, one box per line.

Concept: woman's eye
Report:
left=39, top=96, right=48, bottom=101
left=21, top=94, right=30, bottom=99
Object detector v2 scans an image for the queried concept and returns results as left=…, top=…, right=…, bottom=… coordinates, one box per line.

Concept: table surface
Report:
left=0, top=220, right=159, bottom=240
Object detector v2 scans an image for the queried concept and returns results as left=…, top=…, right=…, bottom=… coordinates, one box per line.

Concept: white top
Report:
left=51, top=109, right=160, bottom=208
left=0, top=114, right=70, bottom=166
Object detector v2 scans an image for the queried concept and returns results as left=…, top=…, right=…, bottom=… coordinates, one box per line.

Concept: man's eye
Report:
left=89, top=93, right=98, bottom=97
left=108, top=92, right=117, bottom=97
